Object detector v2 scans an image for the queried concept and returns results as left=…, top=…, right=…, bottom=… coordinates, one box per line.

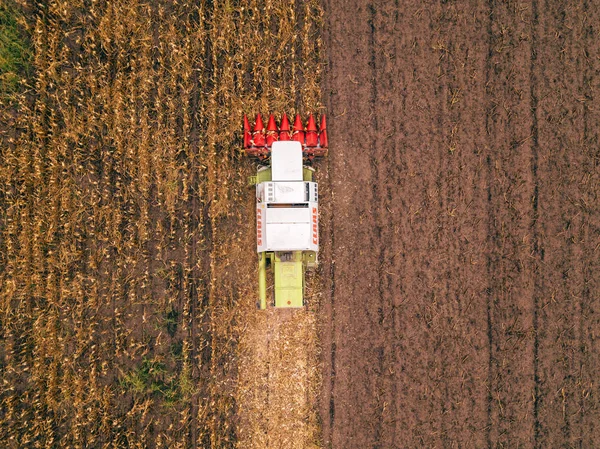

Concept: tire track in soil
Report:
left=529, top=1, right=542, bottom=445
left=369, top=3, right=397, bottom=446
left=483, top=2, right=495, bottom=445
left=319, top=0, right=337, bottom=444
left=366, top=3, right=390, bottom=445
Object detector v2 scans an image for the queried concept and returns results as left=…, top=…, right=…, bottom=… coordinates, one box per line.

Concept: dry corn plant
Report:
left=1, top=0, right=324, bottom=447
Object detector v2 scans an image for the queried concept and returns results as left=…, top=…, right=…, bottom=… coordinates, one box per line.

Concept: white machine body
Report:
left=256, top=141, right=319, bottom=253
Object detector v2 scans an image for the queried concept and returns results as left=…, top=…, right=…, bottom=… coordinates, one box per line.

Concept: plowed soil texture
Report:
left=319, top=1, right=600, bottom=448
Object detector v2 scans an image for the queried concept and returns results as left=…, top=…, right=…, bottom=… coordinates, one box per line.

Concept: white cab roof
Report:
left=271, top=141, right=303, bottom=181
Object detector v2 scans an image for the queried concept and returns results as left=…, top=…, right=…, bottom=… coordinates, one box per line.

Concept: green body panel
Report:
left=273, top=251, right=304, bottom=307
left=257, top=167, right=272, bottom=183
left=303, top=167, right=314, bottom=182
left=258, top=253, right=267, bottom=309
left=303, top=251, right=317, bottom=269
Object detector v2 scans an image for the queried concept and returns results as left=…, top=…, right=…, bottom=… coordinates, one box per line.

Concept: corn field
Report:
left=0, top=0, right=323, bottom=447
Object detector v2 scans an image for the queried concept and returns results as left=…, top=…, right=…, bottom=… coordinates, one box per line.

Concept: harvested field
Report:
left=320, top=0, right=600, bottom=447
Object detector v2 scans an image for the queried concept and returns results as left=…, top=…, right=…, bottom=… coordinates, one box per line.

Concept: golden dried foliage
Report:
left=0, top=0, right=323, bottom=447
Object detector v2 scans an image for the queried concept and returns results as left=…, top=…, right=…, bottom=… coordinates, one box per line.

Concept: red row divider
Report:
left=243, top=113, right=328, bottom=160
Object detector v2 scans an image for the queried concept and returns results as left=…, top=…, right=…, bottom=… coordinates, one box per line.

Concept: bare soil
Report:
left=319, top=1, right=600, bottom=447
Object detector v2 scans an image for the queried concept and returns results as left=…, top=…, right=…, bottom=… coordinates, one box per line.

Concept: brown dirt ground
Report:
left=319, top=1, right=600, bottom=447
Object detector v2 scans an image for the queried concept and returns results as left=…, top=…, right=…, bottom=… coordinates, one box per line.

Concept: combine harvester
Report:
left=243, top=113, right=328, bottom=309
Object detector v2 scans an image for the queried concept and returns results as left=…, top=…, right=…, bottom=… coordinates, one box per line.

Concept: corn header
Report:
left=243, top=113, right=328, bottom=309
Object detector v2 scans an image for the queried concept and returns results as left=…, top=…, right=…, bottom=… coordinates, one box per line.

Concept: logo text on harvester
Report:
left=312, top=207, right=318, bottom=245
left=257, top=208, right=263, bottom=246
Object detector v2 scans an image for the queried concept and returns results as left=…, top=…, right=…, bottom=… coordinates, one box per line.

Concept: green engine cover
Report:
left=273, top=251, right=304, bottom=308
